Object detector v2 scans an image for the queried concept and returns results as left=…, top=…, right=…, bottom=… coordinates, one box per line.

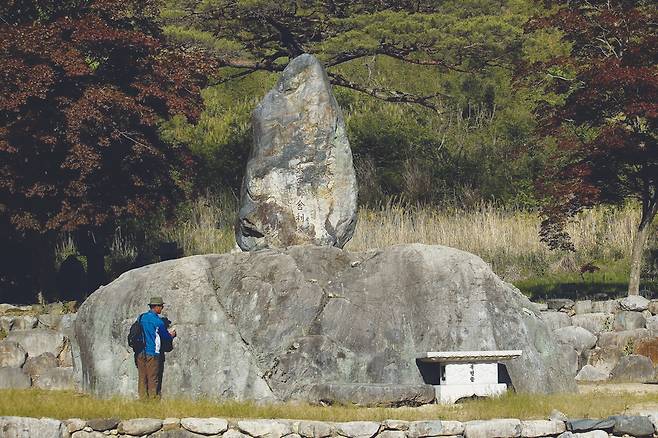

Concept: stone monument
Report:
left=236, top=54, right=358, bottom=251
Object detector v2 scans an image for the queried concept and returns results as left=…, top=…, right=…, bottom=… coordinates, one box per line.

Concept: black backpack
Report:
left=128, top=314, right=145, bottom=353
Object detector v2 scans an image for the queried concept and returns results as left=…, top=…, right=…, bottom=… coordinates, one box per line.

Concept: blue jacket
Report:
left=139, top=310, right=173, bottom=356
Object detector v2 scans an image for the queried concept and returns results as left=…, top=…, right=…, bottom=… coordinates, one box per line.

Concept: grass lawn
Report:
left=0, top=389, right=656, bottom=422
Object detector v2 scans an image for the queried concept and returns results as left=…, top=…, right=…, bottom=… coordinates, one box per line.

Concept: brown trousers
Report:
left=136, top=353, right=162, bottom=399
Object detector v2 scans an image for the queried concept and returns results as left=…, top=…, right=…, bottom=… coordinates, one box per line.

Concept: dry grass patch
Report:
left=0, top=389, right=654, bottom=421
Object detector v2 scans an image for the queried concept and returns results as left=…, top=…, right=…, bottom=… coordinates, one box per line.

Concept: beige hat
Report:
left=149, top=296, right=164, bottom=306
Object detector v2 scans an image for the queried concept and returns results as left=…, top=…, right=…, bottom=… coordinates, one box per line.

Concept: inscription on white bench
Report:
left=417, top=350, right=522, bottom=404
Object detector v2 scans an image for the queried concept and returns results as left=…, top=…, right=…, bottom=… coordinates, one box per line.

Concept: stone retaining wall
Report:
left=0, top=303, right=79, bottom=391
left=1, top=414, right=657, bottom=437
left=538, top=296, right=658, bottom=382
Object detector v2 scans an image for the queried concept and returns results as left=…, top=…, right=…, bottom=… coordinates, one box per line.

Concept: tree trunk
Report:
left=628, top=196, right=658, bottom=296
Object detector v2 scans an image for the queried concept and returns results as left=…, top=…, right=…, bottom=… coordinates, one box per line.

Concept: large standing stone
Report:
left=0, top=340, right=27, bottom=368
left=75, top=244, right=574, bottom=402
left=237, top=53, right=357, bottom=251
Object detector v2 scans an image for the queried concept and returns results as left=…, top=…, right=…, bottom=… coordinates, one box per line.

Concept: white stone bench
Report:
left=417, top=350, right=522, bottom=404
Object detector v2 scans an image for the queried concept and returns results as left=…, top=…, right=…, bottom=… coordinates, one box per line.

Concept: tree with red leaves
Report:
left=0, top=0, right=211, bottom=300
left=525, top=0, right=657, bottom=295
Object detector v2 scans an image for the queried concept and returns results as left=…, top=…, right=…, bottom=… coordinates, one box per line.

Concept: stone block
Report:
left=308, top=383, right=435, bottom=406
left=585, top=347, right=622, bottom=374
left=610, top=354, right=656, bottom=382
left=0, top=367, right=31, bottom=389
left=162, top=418, right=180, bottom=431
left=33, top=367, right=76, bottom=390
left=591, top=299, right=619, bottom=314
left=597, top=329, right=651, bottom=349
left=609, top=415, right=655, bottom=436
left=0, top=416, right=66, bottom=438
left=646, top=315, right=658, bottom=332
left=298, top=420, right=332, bottom=437
left=23, top=352, right=58, bottom=378
left=335, top=421, right=381, bottom=438
left=648, top=300, right=658, bottom=315
left=574, top=300, right=592, bottom=315
left=555, top=326, right=597, bottom=353
left=37, top=313, right=63, bottom=330
left=541, top=312, right=572, bottom=331
left=118, top=418, right=163, bottom=435
left=620, top=295, right=650, bottom=311
left=570, top=313, right=611, bottom=335
left=575, top=365, right=609, bottom=382
left=0, top=340, right=27, bottom=368
left=406, top=420, right=446, bottom=437
left=236, top=419, right=293, bottom=438
left=381, top=420, right=408, bottom=431
left=0, top=316, right=14, bottom=333
left=65, top=418, right=87, bottom=433
left=634, top=337, right=658, bottom=365
left=181, top=418, right=229, bottom=435
left=377, top=431, right=406, bottom=438
left=520, top=420, right=566, bottom=437
left=464, top=419, right=521, bottom=438
left=614, top=311, right=646, bottom=331
left=5, top=329, right=65, bottom=358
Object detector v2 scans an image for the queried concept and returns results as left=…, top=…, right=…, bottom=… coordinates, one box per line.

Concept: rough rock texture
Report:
left=464, top=419, right=522, bottom=438
left=610, top=416, right=655, bottom=437
left=610, top=354, right=656, bottom=382
left=0, top=416, right=67, bottom=438
left=118, top=418, right=163, bottom=435
left=554, top=326, right=597, bottom=353
left=181, top=418, right=229, bottom=435
left=237, top=54, right=357, bottom=251
left=574, top=300, right=592, bottom=315
left=75, top=244, right=574, bottom=402
left=597, top=329, right=651, bottom=349
left=0, top=367, right=31, bottom=389
left=620, top=296, right=650, bottom=312
left=575, top=365, right=609, bottom=382
left=32, top=367, right=75, bottom=390
left=520, top=420, right=566, bottom=437
left=634, top=337, right=658, bottom=364
left=570, top=313, right=611, bottom=335
left=5, top=329, right=65, bottom=358
left=614, top=311, right=646, bottom=331
left=23, top=352, right=58, bottom=378
left=585, top=347, right=622, bottom=374
left=592, top=300, right=619, bottom=314
left=541, top=312, right=572, bottom=331
left=0, top=340, right=27, bottom=368
left=307, top=383, right=435, bottom=406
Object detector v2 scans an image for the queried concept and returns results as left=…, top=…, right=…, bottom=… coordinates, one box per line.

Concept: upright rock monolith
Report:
left=236, top=53, right=358, bottom=251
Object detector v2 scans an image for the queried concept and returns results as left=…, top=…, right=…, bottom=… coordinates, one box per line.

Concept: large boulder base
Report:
left=236, top=53, right=358, bottom=251
left=75, top=244, right=574, bottom=402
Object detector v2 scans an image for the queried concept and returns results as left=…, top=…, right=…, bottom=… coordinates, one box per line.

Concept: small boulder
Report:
left=86, top=418, right=120, bottom=431
left=566, top=418, right=615, bottom=432
left=541, top=312, right=572, bottom=331
left=633, top=337, right=658, bottom=365
left=334, top=421, right=381, bottom=438
left=648, top=300, right=658, bottom=315
left=614, top=311, right=646, bottom=331
left=571, top=313, right=612, bottom=335
left=5, top=329, right=65, bottom=358
left=298, top=420, right=333, bottom=438
left=555, top=326, right=597, bottom=353
left=575, top=365, right=609, bottom=382
left=65, top=419, right=87, bottom=434
left=236, top=419, right=294, bottom=438
left=181, top=418, right=229, bottom=435
left=646, top=315, right=658, bottom=333
left=464, top=419, right=521, bottom=438
left=549, top=409, right=568, bottom=422
left=23, top=352, right=58, bottom=378
left=32, top=367, right=75, bottom=390
left=0, top=367, right=31, bottom=388
left=0, top=316, right=14, bottom=333
left=610, top=415, right=655, bottom=437
left=405, top=420, right=443, bottom=438
left=620, top=295, right=650, bottom=311
left=118, top=418, right=163, bottom=435
left=0, top=340, right=27, bottom=368
left=610, top=354, right=656, bottom=382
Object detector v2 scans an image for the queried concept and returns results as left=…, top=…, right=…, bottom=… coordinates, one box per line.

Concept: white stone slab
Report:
left=435, top=383, right=507, bottom=404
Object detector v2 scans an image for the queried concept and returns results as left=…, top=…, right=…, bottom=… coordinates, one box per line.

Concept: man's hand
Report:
left=168, top=329, right=177, bottom=338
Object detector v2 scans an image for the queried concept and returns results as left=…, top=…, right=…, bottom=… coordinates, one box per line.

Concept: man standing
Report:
left=137, top=297, right=176, bottom=399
